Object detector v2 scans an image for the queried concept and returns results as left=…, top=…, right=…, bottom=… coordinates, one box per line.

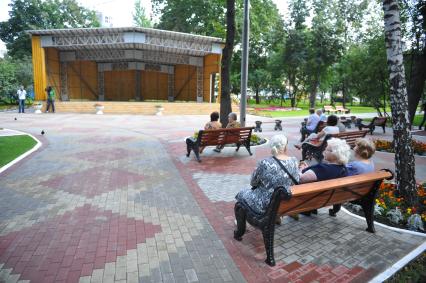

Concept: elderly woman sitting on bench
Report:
left=295, top=138, right=351, bottom=217
left=235, top=135, right=299, bottom=223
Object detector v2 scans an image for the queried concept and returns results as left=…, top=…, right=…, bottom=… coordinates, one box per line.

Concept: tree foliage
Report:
left=0, top=56, right=33, bottom=103
left=133, top=0, right=153, bottom=28
left=400, top=0, right=426, bottom=124
left=151, top=0, right=226, bottom=38
left=0, top=0, right=100, bottom=58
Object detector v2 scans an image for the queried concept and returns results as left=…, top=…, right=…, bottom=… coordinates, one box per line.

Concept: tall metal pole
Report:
left=240, top=0, right=250, bottom=127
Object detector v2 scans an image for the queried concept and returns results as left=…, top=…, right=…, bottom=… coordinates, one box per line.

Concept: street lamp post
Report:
left=240, top=0, right=250, bottom=127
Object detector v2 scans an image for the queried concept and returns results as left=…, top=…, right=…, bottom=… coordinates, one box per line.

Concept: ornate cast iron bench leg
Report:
left=360, top=182, right=380, bottom=233
left=244, top=140, right=253, bottom=156
left=185, top=137, right=194, bottom=157
left=329, top=204, right=341, bottom=217
left=185, top=137, right=201, bottom=162
left=234, top=203, right=247, bottom=241
left=263, top=222, right=276, bottom=266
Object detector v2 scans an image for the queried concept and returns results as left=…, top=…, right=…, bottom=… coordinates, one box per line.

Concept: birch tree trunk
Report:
left=382, top=0, right=418, bottom=206
left=220, top=0, right=235, bottom=127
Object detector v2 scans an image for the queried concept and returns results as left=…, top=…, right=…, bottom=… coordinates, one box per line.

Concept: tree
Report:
left=235, top=0, right=283, bottom=104
left=0, top=0, right=99, bottom=58
left=151, top=0, right=226, bottom=38
left=305, top=0, right=342, bottom=108
left=280, top=0, right=309, bottom=108
left=249, top=69, right=271, bottom=104
left=333, top=0, right=368, bottom=108
left=330, top=35, right=389, bottom=115
left=133, top=0, right=153, bottom=28
left=0, top=57, right=17, bottom=101
left=220, top=0, right=236, bottom=127
left=382, top=0, right=417, bottom=206
left=400, top=0, right=426, bottom=125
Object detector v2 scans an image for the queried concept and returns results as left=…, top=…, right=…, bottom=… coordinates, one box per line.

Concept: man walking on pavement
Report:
left=17, top=85, right=27, bottom=113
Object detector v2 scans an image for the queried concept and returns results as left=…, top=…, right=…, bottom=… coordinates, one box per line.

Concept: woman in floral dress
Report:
left=235, top=135, right=299, bottom=216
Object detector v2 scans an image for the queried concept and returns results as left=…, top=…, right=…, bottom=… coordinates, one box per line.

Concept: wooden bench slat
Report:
left=279, top=186, right=373, bottom=215
left=290, top=171, right=391, bottom=196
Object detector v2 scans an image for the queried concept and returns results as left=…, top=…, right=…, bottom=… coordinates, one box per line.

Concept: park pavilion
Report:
left=28, top=27, right=223, bottom=113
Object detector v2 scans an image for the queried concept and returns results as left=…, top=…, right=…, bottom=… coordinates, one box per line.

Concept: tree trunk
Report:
left=255, top=89, right=260, bottom=104
left=383, top=0, right=418, bottom=206
left=342, top=83, right=347, bottom=108
left=211, top=73, right=216, bottom=102
left=220, top=0, right=235, bottom=127
left=407, top=51, right=426, bottom=124
left=309, top=87, right=317, bottom=109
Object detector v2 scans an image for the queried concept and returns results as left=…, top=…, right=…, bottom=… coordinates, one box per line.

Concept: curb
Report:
left=341, top=207, right=426, bottom=282
left=0, top=129, right=42, bottom=174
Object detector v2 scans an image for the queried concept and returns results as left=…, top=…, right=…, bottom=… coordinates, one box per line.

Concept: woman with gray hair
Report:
left=235, top=135, right=299, bottom=218
left=296, top=138, right=351, bottom=217
left=300, top=138, right=351, bottom=183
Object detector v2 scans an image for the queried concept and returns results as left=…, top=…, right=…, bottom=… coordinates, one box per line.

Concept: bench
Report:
left=186, top=127, right=254, bottom=162
left=357, top=117, right=387, bottom=134
left=234, top=169, right=394, bottom=266
left=302, top=130, right=369, bottom=162
left=254, top=120, right=282, bottom=132
left=324, top=105, right=337, bottom=114
left=335, top=105, right=350, bottom=114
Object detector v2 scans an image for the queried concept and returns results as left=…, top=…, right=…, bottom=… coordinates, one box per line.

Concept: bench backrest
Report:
left=197, top=127, right=254, bottom=147
left=331, top=130, right=369, bottom=148
left=276, top=170, right=392, bottom=216
left=324, top=106, right=334, bottom=111
left=373, top=117, right=387, bottom=126
left=335, top=105, right=347, bottom=111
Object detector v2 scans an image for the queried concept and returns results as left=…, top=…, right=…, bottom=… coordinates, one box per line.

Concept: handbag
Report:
left=272, top=156, right=299, bottom=185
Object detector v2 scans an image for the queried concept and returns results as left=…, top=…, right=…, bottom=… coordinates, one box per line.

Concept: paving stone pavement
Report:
left=0, top=112, right=425, bottom=283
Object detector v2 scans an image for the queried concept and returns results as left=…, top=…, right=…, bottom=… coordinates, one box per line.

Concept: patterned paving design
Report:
left=38, top=167, right=146, bottom=197
left=78, top=136, right=135, bottom=145
left=0, top=205, right=161, bottom=282
left=71, top=148, right=135, bottom=163
left=0, top=112, right=425, bottom=283
left=193, top=173, right=249, bottom=202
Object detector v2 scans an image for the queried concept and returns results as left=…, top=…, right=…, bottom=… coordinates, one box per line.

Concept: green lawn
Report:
left=0, top=135, right=37, bottom=167
left=247, top=100, right=389, bottom=117
left=0, top=104, right=17, bottom=111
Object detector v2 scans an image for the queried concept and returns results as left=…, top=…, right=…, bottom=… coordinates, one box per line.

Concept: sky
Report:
left=0, top=0, right=288, bottom=55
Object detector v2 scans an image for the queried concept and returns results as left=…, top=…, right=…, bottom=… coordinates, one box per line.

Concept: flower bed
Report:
left=373, top=139, right=426, bottom=156
left=345, top=181, right=426, bottom=233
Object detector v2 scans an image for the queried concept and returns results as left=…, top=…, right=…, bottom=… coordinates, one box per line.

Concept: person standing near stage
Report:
left=45, top=86, right=56, bottom=113
left=17, top=85, right=27, bottom=113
